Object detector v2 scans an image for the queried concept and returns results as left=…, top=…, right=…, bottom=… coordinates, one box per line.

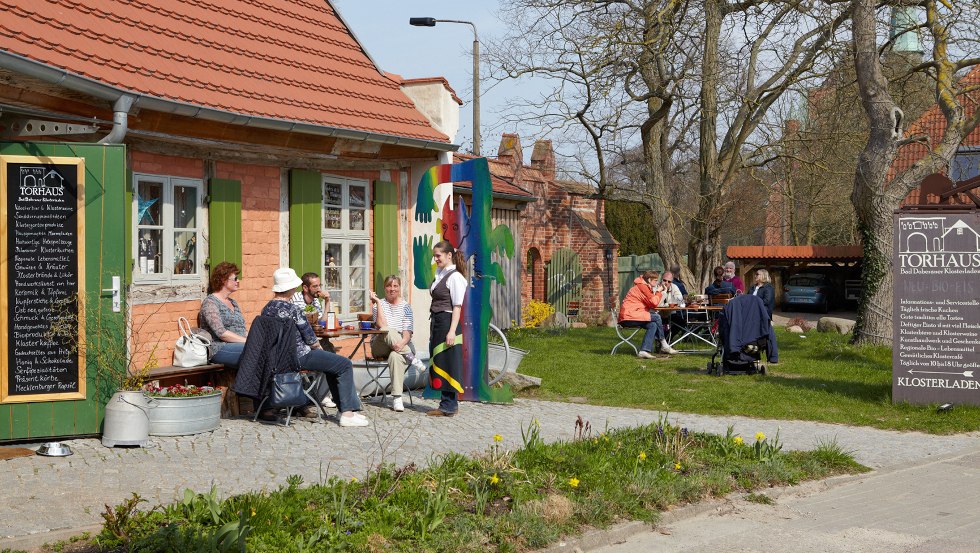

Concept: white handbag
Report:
left=173, top=316, right=211, bottom=367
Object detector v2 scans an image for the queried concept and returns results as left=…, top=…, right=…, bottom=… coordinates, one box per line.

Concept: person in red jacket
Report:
left=618, top=271, right=679, bottom=358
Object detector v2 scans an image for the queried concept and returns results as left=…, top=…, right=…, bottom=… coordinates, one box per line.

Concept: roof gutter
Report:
left=452, top=185, right=535, bottom=203
left=98, top=95, right=134, bottom=144
left=0, top=51, right=458, bottom=153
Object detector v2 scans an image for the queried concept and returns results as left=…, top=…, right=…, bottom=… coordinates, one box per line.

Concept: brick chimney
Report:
left=530, top=139, right=555, bottom=179
left=497, top=133, right=523, bottom=171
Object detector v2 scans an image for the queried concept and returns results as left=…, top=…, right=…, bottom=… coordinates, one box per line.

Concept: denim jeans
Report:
left=209, top=342, right=245, bottom=368
left=298, top=350, right=362, bottom=413
left=621, top=313, right=664, bottom=353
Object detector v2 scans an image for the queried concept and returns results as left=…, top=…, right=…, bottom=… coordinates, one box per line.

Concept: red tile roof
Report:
left=453, top=153, right=535, bottom=200
left=727, top=245, right=863, bottom=261
left=0, top=0, right=449, bottom=143
left=893, top=65, right=980, bottom=204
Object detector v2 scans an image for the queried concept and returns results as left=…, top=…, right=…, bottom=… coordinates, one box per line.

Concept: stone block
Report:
left=817, top=317, right=855, bottom=334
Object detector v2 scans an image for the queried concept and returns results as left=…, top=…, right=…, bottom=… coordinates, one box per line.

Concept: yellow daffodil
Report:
left=674, top=462, right=682, bottom=470
left=734, top=436, right=743, bottom=445
left=755, top=432, right=766, bottom=441
left=490, top=473, right=500, bottom=485
left=638, top=451, right=647, bottom=461
left=250, top=509, right=256, bottom=517
left=569, top=477, right=580, bottom=488
left=493, top=434, right=503, bottom=442
left=351, top=477, right=358, bottom=482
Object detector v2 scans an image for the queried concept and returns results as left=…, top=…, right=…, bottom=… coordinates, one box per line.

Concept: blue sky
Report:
left=334, top=1, right=528, bottom=156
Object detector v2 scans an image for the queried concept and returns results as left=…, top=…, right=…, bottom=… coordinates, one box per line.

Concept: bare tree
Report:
left=491, top=0, right=850, bottom=290
left=850, top=0, right=980, bottom=345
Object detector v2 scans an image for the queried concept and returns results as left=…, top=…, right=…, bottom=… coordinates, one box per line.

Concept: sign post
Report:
left=893, top=211, right=980, bottom=405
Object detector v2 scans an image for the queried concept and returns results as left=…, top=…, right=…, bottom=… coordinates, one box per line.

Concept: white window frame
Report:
left=322, top=175, right=371, bottom=316
left=132, top=173, right=205, bottom=285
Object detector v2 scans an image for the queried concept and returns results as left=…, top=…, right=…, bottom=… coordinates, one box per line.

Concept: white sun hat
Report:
left=271, top=267, right=303, bottom=292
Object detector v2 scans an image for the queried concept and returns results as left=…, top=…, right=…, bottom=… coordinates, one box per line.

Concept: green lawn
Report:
left=506, top=327, right=980, bottom=434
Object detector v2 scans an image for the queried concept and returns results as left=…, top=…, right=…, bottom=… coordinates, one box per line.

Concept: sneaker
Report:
left=339, top=414, right=370, bottom=427
left=410, top=357, right=426, bottom=371
left=661, top=345, right=680, bottom=355
left=392, top=397, right=404, bottom=412
left=637, top=350, right=655, bottom=359
left=321, top=396, right=336, bottom=408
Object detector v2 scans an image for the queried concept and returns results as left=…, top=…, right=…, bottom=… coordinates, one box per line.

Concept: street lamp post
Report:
left=409, top=17, right=481, bottom=156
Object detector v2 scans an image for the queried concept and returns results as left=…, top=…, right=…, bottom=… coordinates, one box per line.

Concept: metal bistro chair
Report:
left=252, top=370, right=326, bottom=427
left=358, top=340, right=415, bottom=409
left=612, top=323, right=642, bottom=355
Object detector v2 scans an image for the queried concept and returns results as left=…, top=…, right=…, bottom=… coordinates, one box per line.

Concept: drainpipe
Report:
left=98, top=95, right=135, bottom=144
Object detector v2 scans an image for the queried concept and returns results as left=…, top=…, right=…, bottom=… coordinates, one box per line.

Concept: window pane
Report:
left=350, top=244, right=366, bottom=268
left=174, top=232, right=198, bottom=275
left=348, top=288, right=366, bottom=313
left=137, top=181, right=162, bottom=226
left=325, top=207, right=341, bottom=230
left=324, top=243, right=342, bottom=292
left=138, top=229, right=163, bottom=274
left=350, top=209, right=365, bottom=231
left=951, top=153, right=980, bottom=181
left=349, top=185, right=366, bottom=208
left=173, top=186, right=198, bottom=228
left=325, top=183, right=342, bottom=206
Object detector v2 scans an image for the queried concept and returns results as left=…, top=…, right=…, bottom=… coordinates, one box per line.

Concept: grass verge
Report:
left=505, top=327, right=980, bottom=434
left=26, top=419, right=865, bottom=553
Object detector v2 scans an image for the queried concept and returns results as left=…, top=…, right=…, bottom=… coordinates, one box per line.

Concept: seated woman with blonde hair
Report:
left=370, top=275, right=425, bottom=413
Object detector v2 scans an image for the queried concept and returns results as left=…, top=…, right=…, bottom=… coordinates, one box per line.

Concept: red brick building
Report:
left=475, top=134, right=619, bottom=323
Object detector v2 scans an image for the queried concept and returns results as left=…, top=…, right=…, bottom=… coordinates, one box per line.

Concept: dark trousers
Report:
left=298, top=350, right=361, bottom=413
left=430, top=311, right=461, bottom=414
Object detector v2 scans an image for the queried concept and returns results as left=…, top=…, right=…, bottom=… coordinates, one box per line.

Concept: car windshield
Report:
left=788, top=276, right=826, bottom=287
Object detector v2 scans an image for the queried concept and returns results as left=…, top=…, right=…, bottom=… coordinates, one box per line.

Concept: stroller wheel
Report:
left=760, top=366, right=766, bottom=375
left=706, top=362, right=715, bottom=375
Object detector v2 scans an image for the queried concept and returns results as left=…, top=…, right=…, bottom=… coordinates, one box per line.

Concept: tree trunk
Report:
left=688, top=0, right=724, bottom=289
left=851, top=0, right=900, bottom=345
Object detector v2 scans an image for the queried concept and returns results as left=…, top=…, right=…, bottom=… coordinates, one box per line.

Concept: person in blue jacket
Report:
left=749, top=269, right=775, bottom=320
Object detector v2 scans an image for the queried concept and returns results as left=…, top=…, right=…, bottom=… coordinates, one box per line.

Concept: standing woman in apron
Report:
left=427, top=240, right=468, bottom=417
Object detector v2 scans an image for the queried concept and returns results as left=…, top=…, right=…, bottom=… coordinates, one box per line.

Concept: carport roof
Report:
left=727, top=245, right=863, bottom=261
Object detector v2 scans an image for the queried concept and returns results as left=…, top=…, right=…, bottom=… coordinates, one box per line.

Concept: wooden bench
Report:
left=145, top=364, right=244, bottom=417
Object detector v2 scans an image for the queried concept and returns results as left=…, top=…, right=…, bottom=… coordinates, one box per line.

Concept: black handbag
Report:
left=266, top=371, right=306, bottom=408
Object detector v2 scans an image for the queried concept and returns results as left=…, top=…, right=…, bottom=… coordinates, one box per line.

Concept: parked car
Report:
left=782, top=273, right=830, bottom=313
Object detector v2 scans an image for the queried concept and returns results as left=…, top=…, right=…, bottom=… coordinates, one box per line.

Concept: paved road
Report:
left=593, top=445, right=980, bottom=553
left=1, top=396, right=977, bottom=549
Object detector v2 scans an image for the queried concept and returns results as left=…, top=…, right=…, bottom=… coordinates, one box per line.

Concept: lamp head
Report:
left=409, top=17, right=437, bottom=27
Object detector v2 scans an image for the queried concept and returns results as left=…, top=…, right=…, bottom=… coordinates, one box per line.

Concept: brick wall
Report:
left=128, top=152, right=283, bottom=370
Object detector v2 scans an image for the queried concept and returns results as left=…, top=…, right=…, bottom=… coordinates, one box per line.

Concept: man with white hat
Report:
left=261, top=268, right=369, bottom=427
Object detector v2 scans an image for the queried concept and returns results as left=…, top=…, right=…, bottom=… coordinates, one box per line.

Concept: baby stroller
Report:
left=707, top=294, right=776, bottom=376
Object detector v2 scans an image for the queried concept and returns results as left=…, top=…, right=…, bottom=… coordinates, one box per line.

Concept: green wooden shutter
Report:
left=208, top=178, right=243, bottom=276
left=289, top=169, right=322, bottom=277
left=373, top=180, right=398, bottom=293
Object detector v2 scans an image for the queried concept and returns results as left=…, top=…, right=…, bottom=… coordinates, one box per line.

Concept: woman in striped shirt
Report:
left=370, top=275, right=423, bottom=412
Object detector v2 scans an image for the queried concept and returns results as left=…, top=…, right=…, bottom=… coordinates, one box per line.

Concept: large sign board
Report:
left=0, top=156, right=86, bottom=403
left=893, top=212, right=980, bottom=405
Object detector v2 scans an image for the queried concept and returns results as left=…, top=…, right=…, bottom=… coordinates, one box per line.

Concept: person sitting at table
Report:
left=658, top=271, right=685, bottom=307
left=291, top=272, right=332, bottom=322
left=749, top=268, right=775, bottom=321
left=262, top=267, right=369, bottom=427
left=705, top=266, right=737, bottom=297
left=369, top=275, right=426, bottom=413
left=619, top=270, right=678, bottom=358
left=198, top=261, right=247, bottom=368
left=290, top=271, right=337, bottom=402
left=668, top=264, right=688, bottom=297
left=723, top=261, right=745, bottom=293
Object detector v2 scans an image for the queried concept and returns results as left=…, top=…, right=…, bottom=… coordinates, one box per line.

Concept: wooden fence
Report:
left=617, top=253, right=664, bottom=299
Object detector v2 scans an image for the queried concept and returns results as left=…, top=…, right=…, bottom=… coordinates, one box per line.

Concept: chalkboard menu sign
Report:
left=893, top=212, right=980, bottom=406
left=1, top=156, right=86, bottom=403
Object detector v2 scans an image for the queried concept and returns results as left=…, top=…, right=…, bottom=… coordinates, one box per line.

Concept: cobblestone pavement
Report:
left=2, top=396, right=977, bottom=542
